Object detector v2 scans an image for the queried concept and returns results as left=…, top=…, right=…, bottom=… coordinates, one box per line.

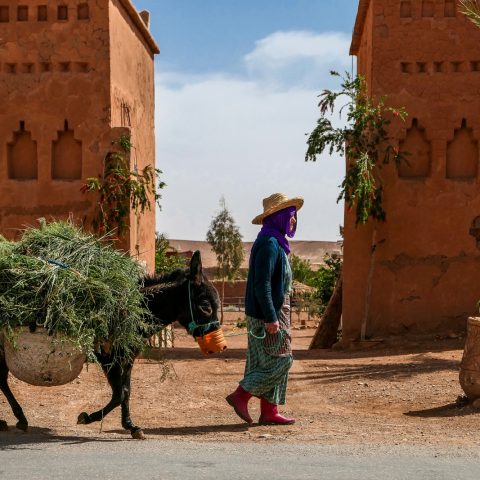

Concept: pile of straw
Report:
left=0, top=222, right=150, bottom=363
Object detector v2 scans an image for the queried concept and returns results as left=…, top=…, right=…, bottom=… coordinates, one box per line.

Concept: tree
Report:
left=154, top=233, right=187, bottom=275
left=305, top=71, right=407, bottom=225
left=460, top=0, right=480, bottom=28
left=309, top=253, right=342, bottom=310
left=309, top=267, right=343, bottom=349
left=81, top=135, right=165, bottom=238
left=305, top=72, right=407, bottom=345
left=291, top=253, right=342, bottom=313
left=290, top=254, right=314, bottom=285
left=206, top=197, right=245, bottom=324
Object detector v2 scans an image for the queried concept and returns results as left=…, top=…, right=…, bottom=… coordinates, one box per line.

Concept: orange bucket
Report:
left=196, top=328, right=227, bottom=355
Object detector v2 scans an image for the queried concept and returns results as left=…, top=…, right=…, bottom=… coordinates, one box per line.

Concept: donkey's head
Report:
left=181, top=251, right=220, bottom=337
left=144, top=251, right=220, bottom=337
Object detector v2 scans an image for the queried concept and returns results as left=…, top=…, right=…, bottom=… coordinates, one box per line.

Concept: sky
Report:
left=132, top=0, right=360, bottom=241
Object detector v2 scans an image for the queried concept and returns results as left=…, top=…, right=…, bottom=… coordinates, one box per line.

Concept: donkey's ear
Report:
left=189, top=250, right=203, bottom=285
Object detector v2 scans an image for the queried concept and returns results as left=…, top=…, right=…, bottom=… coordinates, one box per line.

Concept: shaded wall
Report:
left=344, top=0, right=480, bottom=341
left=109, top=0, right=157, bottom=271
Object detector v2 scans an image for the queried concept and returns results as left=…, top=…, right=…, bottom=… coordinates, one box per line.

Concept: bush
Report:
left=291, top=253, right=342, bottom=315
left=155, top=233, right=187, bottom=275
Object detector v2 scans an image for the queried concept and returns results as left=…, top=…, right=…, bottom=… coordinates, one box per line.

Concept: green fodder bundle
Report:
left=0, top=235, right=14, bottom=256
left=0, top=221, right=151, bottom=363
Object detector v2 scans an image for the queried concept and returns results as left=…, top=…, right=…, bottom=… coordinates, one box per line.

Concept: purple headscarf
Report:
left=257, top=206, right=297, bottom=254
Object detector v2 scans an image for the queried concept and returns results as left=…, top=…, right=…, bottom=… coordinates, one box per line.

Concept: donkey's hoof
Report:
left=77, top=412, right=90, bottom=425
left=16, top=421, right=28, bottom=432
left=131, top=428, right=145, bottom=440
left=0, top=420, right=8, bottom=431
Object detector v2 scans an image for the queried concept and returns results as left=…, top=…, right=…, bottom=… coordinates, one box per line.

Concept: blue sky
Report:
left=132, top=0, right=359, bottom=241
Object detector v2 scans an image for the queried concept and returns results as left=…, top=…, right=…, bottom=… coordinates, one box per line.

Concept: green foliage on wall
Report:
left=305, top=71, right=407, bottom=225
left=81, top=135, right=165, bottom=238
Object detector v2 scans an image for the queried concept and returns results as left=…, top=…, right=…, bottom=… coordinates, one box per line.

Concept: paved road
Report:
left=1, top=435, right=479, bottom=479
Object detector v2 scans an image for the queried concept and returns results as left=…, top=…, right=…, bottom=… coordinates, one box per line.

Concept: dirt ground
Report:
left=1, top=313, right=480, bottom=447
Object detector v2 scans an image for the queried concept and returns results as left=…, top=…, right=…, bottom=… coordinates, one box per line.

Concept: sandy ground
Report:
left=1, top=313, right=479, bottom=447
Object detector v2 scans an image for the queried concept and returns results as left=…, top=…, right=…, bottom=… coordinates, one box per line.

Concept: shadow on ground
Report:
left=107, top=423, right=249, bottom=437
left=405, top=402, right=478, bottom=418
left=289, top=357, right=460, bottom=384
left=152, top=336, right=464, bottom=362
left=0, top=426, right=121, bottom=449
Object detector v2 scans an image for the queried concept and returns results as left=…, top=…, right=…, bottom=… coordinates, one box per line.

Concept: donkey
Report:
left=0, top=251, right=220, bottom=439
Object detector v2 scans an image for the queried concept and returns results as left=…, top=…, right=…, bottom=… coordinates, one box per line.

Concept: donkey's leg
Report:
left=119, top=366, right=144, bottom=439
left=0, top=353, right=28, bottom=431
left=77, top=361, right=125, bottom=427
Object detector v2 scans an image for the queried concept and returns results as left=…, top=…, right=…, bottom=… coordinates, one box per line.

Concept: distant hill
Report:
left=167, top=239, right=342, bottom=272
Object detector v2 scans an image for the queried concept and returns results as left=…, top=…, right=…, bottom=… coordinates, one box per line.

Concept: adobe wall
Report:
left=0, top=0, right=158, bottom=272
left=211, top=280, right=247, bottom=305
left=344, top=0, right=480, bottom=341
left=356, top=0, right=374, bottom=92
left=109, top=0, right=157, bottom=271
left=0, top=0, right=112, bottom=238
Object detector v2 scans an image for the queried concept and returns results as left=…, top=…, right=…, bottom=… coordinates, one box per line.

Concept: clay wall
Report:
left=358, top=1, right=374, bottom=92
left=0, top=0, right=111, bottom=238
left=0, top=0, right=158, bottom=272
left=109, top=0, right=157, bottom=271
left=344, top=0, right=480, bottom=341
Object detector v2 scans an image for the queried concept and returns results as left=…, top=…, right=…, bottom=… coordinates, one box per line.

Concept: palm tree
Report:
left=460, top=0, right=480, bottom=28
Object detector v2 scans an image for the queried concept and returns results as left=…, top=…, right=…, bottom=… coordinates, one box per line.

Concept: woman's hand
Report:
left=265, top=321, right=280, bottom=335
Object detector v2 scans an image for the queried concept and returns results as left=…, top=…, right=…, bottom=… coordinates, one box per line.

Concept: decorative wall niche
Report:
left=444, top=0, right=456, bottom=17
left=416, top=62, right=427, bottom=73
left=451, top=61, right=463, bottom=73
left=422, top=1, right=434, bottom=17
left=398, top=119, right=431, bottom=179
left=7, top=121, right=38, bottom=180
left=0, top=6, right=9, bottom=22
left=447, top=119, right=478, bottom=180
left=400, top=1, right=412, bottom=18
left=77, top=3, right=89, bottom=20
left=57, top=5, right=68, bottom=21
left=37, top=5, right=47, bottom=21
left=22, top=63, right=34, bottom=74
left=75, top=62, right=89, bottom=73
left=17, top=5, right=28, bottom=21
left=52, top=120, right=82, bottom=180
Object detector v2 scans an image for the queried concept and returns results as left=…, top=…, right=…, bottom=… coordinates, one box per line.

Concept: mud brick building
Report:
left=344, top=0, right=480, bottom=342
left=0, top=0, right=159, bottom=270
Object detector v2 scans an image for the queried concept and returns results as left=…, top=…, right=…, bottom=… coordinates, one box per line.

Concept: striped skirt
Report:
left=239, top=297, right=293, bottom=405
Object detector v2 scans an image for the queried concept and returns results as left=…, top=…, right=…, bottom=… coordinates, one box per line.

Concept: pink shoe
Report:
left=259, top=397, right=295, bottom=425
left=226, top=385, right=253, bottom=424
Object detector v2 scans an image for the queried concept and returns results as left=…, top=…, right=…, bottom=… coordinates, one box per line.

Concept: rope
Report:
left=225, top=325, right=288, bottom=356
left=187, top=280, right=287, bottom=354
left=187, top=281, right=220, bottom=337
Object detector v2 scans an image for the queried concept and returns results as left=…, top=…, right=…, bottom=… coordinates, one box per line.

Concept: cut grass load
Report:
left=0, top=221, right=151, bottom=364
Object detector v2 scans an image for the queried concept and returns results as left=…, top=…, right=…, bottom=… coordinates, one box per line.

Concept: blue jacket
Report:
left=245, top=236, right=287, bottom=323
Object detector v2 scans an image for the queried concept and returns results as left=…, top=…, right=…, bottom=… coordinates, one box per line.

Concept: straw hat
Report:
left=252, top=193, right=304, bottom=225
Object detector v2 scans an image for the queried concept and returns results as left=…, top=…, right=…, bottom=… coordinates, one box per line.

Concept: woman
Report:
left=226, top=193, right=303, bottom=425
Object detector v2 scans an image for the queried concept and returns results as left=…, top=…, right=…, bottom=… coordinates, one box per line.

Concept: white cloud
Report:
left=244, top=31, right=352, bottom=88
left=155, top=31, right=351, bottom=241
